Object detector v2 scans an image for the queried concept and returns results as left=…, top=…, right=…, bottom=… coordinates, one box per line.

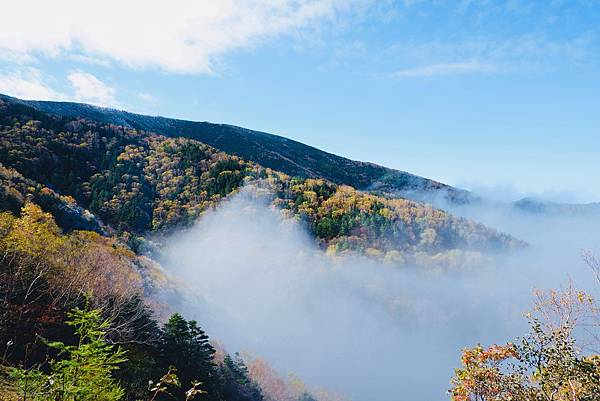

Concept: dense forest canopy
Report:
left=0, top=94, right=475, bottom=204
left=0, top=98, right=522, bottom=268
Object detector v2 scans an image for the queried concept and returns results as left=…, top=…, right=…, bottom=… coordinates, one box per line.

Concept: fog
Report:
left=158, top=186, right=600, bottom=401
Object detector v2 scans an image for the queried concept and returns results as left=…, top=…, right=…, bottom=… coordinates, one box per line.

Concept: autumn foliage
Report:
left=0, top=98, right=521, bottom=267
left=450, top=259, right=600, bottom=401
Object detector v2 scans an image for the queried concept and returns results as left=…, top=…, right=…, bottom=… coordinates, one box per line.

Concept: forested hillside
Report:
left=0, top=97, right=521, bottom=266
left=0, top=98, right=349, bottom=400
left=0, top=203, right=334, bottom=401
left=0, top=94, right=474, bottom=203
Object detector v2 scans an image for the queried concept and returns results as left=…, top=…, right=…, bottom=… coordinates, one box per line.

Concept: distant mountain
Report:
left=513, top=197, right=600, bottom=216
left=0, top=94, right=474, bottom=204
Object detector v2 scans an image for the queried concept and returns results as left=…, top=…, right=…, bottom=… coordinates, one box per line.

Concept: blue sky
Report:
left=1, top=1, right=599, bottom=201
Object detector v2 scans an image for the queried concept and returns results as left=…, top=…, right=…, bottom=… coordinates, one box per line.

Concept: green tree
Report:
left=10, top=303, right=127, bottom=401
left=218, top=353, right=263, bottom=401
left=297, top=392, right=318, bottom=401
left=159, top=313, right=216, bottom=399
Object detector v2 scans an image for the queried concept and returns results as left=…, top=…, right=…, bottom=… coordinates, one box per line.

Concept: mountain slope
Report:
left=0, top=97, right=522, bottom=267
left=0, top=94, right=474, bottom=203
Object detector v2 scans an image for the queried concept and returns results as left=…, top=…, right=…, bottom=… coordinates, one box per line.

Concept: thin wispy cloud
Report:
left=138, top=93, right=158, bottom=103
left=391, top=61, right=497, bottom=78
left=387, top=33, right=593, bottom=78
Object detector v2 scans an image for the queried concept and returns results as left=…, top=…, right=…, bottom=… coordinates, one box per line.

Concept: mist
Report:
left=158, top=186, right=600, bottom=401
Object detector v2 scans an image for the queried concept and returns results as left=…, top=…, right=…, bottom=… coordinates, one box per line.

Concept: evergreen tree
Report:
left=218, top=353, right=264, bottom=401
left=297, top=392, right=318, bottom=401
left=159, top=313, right=217, bottom=399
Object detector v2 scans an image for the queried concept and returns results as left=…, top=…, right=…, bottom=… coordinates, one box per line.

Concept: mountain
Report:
left=0, top=96, right=345, bottom=401
left=0, top=94, right=475, bottom=204
left=0, top=95, right=523, bottom=267
left=513, top=197, right=600, bottom=216
left=0, top=93, right=524, bottom=401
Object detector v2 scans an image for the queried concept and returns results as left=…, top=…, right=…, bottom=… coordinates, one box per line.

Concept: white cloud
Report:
left=67, top=71, right=118, bottom=107
left=0, top=68, right=65, bottom=100
left=391, top=61, right=496, bottom=78
left=0, top=0, right=362, bottom=74
left=0, top=68, right=121, bottom=107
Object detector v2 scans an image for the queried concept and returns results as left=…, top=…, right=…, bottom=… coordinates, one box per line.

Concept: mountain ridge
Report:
left=0, top=93, right=475, bottom=204
left=513, top=197, right=600, bottom=215
left=0, top=96, right=524, bottom=268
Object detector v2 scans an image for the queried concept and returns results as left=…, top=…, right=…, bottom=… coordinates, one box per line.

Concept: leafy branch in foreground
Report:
left=148, top=366, right=180, bottom=401
left=450, top=254, right=600, bottom=401
left=148, top=366, right=206, bottom=401
left=450, top=318, right=600, bottom=400
left=9, top=302, right=127, bottom=401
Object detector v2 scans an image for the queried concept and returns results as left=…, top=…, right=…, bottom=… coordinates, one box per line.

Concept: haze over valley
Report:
left=0, top=93, right=598, bottom=400
left=0, top=2, right=599, bottom=400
